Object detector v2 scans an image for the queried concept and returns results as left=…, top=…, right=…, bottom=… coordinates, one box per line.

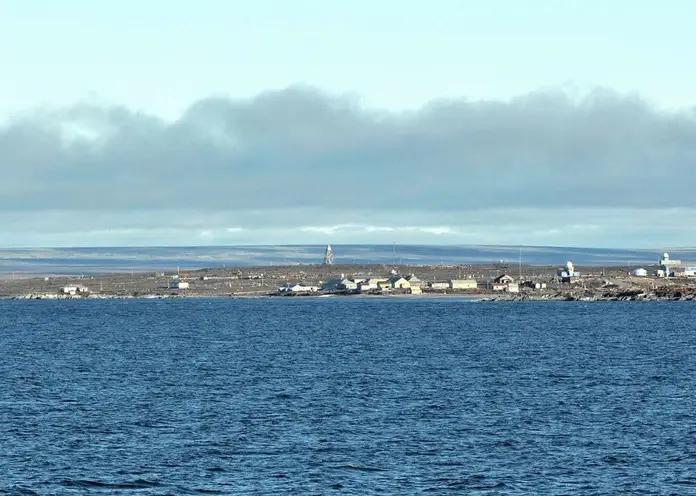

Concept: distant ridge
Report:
left=1, top=244, right=695, bottom=276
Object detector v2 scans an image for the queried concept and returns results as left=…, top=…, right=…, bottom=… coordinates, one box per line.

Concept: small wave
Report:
left=339, top=464, right=387, bottom=472
left=0, top=487, right=40, bottom=495
left=60, top=479, right=164, bottom=489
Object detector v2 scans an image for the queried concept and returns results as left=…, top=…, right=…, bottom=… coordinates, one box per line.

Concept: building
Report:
left=61, top=285, right=89, bottom=295
left=522, top=281, right=547, bottom=290
left=491, top=282, right=507, bottom=291
left=405, top=274, right=423, bottom=287
left=384, top=276, right=410, bottom=289
left=631, top=268, right=648, bottom=277
left=659, top=253, right=682, bottom=276
left=449, top=279, right=477, bottom=290
left=409, top=286, right=423, bottom=295
left=507, top=283, right=520, bottom=293
left=169, top=281, right=190, bottom=289
left=428, top=281, right=450, bottom=290
left=279, top=282, right=318, bottom=293
left=494, top=274, right=515, bottom=284
left=321, top=276, right=357, bottom=291
left=357, top=280, right=378, bottom=292
left=673, top=267, right=696, bottom=277
left=370, top=277, right=390, bottom=287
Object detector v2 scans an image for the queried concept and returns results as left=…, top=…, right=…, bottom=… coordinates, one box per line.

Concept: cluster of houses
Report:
left=278, top=273, right=424, bottom=295
left=624, top=253, right=696, bottom=278
left=277, top=272, right=532, bottom=295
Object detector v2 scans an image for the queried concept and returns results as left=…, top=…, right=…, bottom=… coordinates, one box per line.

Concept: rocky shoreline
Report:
left=481, top=288, right=696, bottom=302
left=4, top=287, right=696, bottom=302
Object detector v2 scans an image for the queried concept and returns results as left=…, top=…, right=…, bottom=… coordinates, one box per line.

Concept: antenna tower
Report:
left=323, top=244, right=334, bottom=265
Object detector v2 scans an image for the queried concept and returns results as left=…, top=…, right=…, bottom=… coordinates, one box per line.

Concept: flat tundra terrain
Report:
left=2, top=262, right=696, bottom=301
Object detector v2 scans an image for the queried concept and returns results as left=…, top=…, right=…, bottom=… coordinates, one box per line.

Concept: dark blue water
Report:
left=3, top=244, right=695, bottom=276
left=1, top=299, right=696, bottom=494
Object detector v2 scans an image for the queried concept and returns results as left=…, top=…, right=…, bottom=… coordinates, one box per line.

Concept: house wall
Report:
left=391, top=279, right=410, bottom=289
left=450, top=279, right=477, bottom=290
left=429, top=282, right=449, bottom=290
left=340, top=280, right=358, bottom=290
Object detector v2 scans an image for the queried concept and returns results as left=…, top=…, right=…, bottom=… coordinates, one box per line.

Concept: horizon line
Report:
left=0, top=243, right=691, bottom=252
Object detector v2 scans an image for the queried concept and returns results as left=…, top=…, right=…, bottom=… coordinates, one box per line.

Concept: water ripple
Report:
left=1, top=299, right=695, bottom=494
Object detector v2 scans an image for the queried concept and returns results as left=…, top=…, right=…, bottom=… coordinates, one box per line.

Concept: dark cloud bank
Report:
left=2, top=85, right=696, bottom=213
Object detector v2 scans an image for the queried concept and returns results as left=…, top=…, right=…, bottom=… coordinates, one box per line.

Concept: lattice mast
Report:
left=323, top=244, right=334, bottom=265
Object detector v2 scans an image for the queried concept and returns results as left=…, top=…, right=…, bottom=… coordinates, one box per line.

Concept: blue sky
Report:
left=1, top=0, right=695, bottom=248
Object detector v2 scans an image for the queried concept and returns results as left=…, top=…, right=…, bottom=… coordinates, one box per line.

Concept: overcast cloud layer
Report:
left=2, top=85, right=696, bottom=248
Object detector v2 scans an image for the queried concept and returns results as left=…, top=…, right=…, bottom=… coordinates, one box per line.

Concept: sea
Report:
left=1, top=298, right=695, bottom=494
left=1, top=245, right=695, bottom=276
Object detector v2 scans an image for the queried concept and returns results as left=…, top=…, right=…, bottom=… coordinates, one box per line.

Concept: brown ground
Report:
left=1, top=262, right=693, bottom=299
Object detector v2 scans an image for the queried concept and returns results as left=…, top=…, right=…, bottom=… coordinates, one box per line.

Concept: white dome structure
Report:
left=632, top=268, right=648, bottom=277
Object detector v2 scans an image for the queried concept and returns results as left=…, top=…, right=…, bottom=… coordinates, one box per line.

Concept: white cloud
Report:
left=2, top=85, right=696, bottom=247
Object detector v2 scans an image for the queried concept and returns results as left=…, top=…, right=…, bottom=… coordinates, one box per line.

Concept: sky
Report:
left=1, top=0, right=696, bottom=248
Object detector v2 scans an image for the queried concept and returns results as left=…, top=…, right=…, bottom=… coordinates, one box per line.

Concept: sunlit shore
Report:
left=1, top=260, right=695, bottom=302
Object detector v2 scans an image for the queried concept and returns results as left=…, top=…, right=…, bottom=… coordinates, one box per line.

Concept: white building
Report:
left=631, top=268, right=648, bottom=277
left=61, top=285, right=89, bottom=295
left=428, top=281, right=450, bottom=290
left=449, top=279, right=477, bottom=290
left=169, top=281, right=190, bottom=289
left=381, top=276, right=410, bottom=289
left=279, top=282, right=318, bottom=293
left=405, top=274, right=423, bottom=287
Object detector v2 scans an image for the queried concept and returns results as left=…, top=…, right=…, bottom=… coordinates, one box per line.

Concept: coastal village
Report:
left=1, top=246, right=696, bottom=302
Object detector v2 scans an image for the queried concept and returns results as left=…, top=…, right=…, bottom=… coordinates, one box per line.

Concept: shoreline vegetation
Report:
left=1, top=261, right=695, bottom=302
